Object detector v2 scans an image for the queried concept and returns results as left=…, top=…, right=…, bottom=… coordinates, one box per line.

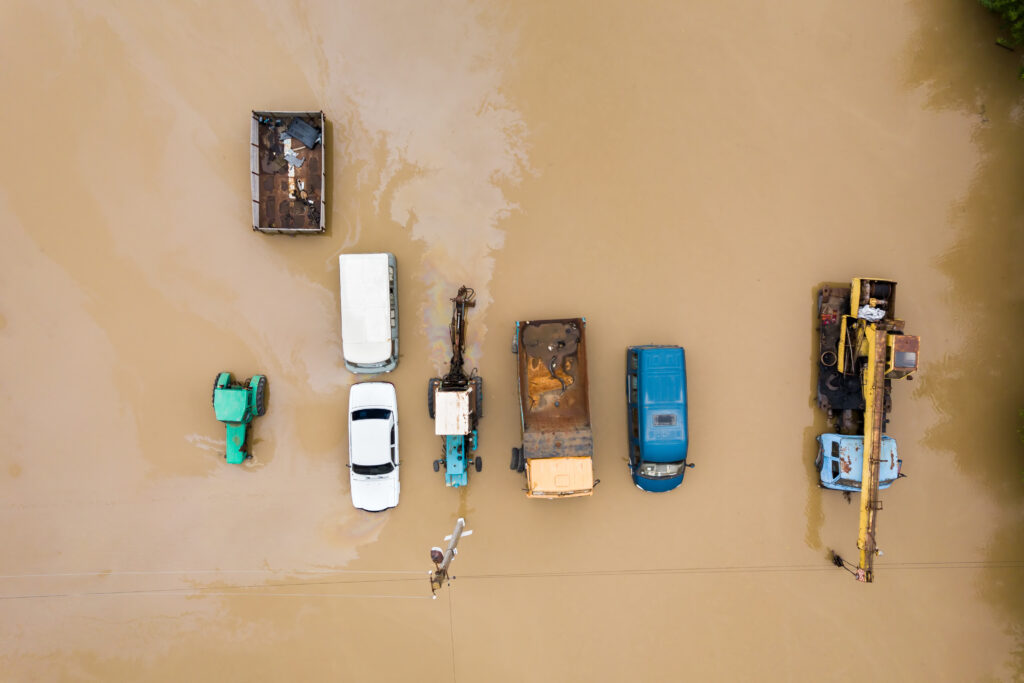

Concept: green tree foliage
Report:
left=980, top=0, right=1024, bottom=77
left=981, top=0, right=1024, bottom=45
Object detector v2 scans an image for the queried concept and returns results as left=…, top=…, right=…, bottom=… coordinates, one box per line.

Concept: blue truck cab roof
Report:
left=816, top=434, right=901, bottom=492
left=627, top=346, right=688, bottom=492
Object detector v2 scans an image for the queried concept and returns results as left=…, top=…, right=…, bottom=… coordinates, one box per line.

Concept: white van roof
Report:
left=339, top=253, right=393, bottom=365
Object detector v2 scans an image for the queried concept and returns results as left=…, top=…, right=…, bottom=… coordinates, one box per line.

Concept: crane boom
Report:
left=856, top=323, right=888, bottom=580
left=443, top=286, right=475, bottom=387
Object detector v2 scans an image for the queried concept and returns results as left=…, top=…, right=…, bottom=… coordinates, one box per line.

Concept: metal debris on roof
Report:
left=285, top=118, right=321, bottom=149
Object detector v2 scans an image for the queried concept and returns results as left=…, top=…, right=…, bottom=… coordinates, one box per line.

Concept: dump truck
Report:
left=250, top=110, right=325, bottom=234
left=509, top=318, right=595, bottom=498
left=816, top=278, right=919, bottom=582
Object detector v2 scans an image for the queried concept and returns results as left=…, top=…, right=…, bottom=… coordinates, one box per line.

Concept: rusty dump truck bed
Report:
left=250, top=111, right=325, bottom=234
left=516, top=318, right=593, bottom=460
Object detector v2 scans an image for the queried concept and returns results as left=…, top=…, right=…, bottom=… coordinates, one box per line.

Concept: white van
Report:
left=338, top=253, right=399, bottom=373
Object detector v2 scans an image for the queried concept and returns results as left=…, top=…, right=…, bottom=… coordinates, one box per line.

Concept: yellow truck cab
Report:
left=509, top=318, right=595, bottom=498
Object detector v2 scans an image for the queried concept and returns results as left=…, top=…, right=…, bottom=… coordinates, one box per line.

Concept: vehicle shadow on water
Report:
left=804, top=285, right=828, bottom=550
left=804, top=284, right=860, bottom=553
left=903, top=0, right=1024, bottom=675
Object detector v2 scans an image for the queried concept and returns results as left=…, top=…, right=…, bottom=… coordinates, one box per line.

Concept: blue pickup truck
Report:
left=625, top=345, right=691, bottom=492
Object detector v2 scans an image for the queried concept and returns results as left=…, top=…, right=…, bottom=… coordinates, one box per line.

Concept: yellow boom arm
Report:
left=856, top=324, right=888, bottom=581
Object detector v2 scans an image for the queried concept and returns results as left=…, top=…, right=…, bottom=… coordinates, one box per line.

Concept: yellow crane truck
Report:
left=815, top=278, right=920, bottom=582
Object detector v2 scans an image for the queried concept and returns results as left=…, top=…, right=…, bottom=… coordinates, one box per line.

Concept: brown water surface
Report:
left=1, top=0, right=1022, bottom=680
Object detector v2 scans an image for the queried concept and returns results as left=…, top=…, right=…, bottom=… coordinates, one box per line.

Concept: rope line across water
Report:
left=0, top=560, right=1020, bottom=601
left=0, top=568, right=426, bottom=579
left=455, top=559, right=1024, bottom=581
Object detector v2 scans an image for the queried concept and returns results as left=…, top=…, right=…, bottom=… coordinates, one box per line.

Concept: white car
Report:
left=348, top=382, right=400, bottom=511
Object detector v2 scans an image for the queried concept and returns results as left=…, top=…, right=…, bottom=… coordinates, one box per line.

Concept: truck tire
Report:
left=212, top=375, right=220, bottom=406
left=254, top=377, right=267, bottom=416
left=427, top=378, right=441, bottom=419
left=474, top=456, right=482, bottom=472
left=509, top=447, right=520, bottom=471
left=471, top=376, right=483, bottom=418
left=433, top=459, right=440, bottom=472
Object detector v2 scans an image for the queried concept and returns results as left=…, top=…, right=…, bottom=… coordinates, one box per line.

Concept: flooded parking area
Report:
left=1, top=0, right=1022, bottom=680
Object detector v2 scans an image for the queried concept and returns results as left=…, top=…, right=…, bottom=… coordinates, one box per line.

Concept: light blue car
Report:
left=815, top=434, right=903, bottom=492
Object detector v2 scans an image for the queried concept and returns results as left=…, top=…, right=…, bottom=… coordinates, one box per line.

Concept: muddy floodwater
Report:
left=2, top=1, right=1023, bottom=680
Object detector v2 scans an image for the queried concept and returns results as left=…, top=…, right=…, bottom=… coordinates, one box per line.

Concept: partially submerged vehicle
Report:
left=250, top=111, right=325, bottom=234
left=428, top=286, right=483, bottom=488
left=815, top=434, right=901, bottom=492
left=626, top=345, right=692, bottom=492
left=348, top=382, right=400, bottom=512
left=211, top=372, right=267, bottom=464
left=338, top=253, right=399, bottom=373
left=509, top=318, right=595, bottom=498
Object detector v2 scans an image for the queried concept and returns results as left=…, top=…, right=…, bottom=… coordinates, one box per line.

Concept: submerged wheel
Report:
left=427, top=378, right=441, bottom=419
left=433, top=459, right=440, bottom=472
left=254, top=377, right=267, bottom=416
left=510, top=447, right=525, bottom=472
left=474, top=456, right=482, bottom=473
left=471, top=377, right=483, bottom=418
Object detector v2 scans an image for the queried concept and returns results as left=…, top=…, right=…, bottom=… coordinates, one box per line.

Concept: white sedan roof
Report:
left=350, top=419, right=391, bottom=466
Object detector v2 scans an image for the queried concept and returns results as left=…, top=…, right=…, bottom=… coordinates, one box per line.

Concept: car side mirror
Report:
left=686, top=462, right=695, bottom=468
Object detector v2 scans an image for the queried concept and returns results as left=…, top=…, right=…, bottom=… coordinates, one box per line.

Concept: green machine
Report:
left=212, top=372, right=267, bottom=463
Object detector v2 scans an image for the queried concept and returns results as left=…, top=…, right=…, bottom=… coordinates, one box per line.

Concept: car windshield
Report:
left=352, top=408, right=392, bottom=421
left=352, top=462, right=394, bottom=476
left=639, top=461, right=686, bottom=478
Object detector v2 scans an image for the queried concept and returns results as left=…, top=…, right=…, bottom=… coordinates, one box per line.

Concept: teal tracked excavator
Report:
left=428, top=286, right=483, bottom=487
left=212, top=372, right=267, bottom=464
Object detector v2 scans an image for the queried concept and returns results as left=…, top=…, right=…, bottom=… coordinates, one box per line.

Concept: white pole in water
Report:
left=431, top=517, right=472, bottom=595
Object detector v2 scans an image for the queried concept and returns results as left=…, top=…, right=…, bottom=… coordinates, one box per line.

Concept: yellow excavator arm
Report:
left=856, top=323, right=888, bottom=581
